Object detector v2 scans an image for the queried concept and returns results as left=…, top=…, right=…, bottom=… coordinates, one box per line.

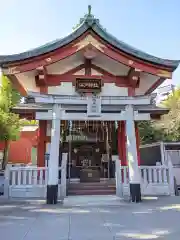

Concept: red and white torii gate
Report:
left=0, top=7, right=179, bottom=204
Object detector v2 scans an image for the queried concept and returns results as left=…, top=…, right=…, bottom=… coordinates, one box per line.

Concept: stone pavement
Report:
left=0, top=195, right=180, bottom=239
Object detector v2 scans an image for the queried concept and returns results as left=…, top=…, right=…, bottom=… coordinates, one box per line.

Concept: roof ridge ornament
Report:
left=72, top=5, right=97, bottom=30
left=82, top=5, right=99, bottom=26
left=88, top=5, right=92, bottom=16
left=0, top=6, right=179, bottom=70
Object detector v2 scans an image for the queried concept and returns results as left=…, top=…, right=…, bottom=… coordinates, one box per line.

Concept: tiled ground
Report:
left=0, top=195, right=180, bottom=239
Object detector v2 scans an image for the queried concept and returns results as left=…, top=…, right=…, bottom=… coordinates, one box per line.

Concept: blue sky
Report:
left=1, top=0, right=180, bottom=86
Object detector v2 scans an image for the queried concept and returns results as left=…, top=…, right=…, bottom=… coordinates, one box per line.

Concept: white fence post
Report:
left=60, top=153, right=67, bottom=200
left=4, top=164, right=11, bottom=198
left=160, top=142, right=165, bottom=165
left=115, top=158, right=123, bottom=197
left=4, top=162, right=174, bottom=198
left=168, top=159, right=175, bottom=196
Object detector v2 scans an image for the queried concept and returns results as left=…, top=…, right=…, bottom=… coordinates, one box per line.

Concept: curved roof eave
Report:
left=0, top=17, right=179, bottom=70
left=0, top=22, right=89, bottom=65
left=92, top=23, right=180, bottom=70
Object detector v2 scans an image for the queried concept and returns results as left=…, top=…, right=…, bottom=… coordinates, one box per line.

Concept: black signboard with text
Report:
left=76, top=78, right=102, bottom=93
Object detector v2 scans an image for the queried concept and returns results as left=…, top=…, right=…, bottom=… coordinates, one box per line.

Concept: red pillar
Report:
left=118, top=121, right=127, bottom=183
left=118, top=121, right=127, bottom=166
left=37, top=120, right=47, bottom=167
left=135, top=122, right=141, bottom=166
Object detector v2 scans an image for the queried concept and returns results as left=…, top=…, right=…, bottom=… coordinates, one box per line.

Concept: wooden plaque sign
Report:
left=76, top=78, right=102, bottom=93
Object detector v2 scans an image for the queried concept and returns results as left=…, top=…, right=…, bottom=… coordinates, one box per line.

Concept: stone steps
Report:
left=67, top=181, right=116, bottom=196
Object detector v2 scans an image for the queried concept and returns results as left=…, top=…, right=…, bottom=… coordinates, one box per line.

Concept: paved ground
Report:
left=0, top=195, right=180, bottom=239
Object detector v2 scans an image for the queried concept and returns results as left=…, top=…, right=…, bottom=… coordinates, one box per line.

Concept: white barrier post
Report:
left=4, top=164, right=11, bottom=198
left=60, top=153, right=67, bottom=200
left=115, top=158, right=123, bottom=197
left=168, top=160, right=175, bottom=196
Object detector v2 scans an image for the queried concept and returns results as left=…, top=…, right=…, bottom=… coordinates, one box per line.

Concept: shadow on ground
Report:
left=0, top=195, right=180, bottom=239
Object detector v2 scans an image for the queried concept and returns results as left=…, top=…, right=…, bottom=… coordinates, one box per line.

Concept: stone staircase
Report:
left=67, top=179, right=116, bottom=196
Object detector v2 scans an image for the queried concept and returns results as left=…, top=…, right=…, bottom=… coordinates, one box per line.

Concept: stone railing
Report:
left=4, top=152, right=67, bottom=199
left=115, top=159, right=175, bottom=197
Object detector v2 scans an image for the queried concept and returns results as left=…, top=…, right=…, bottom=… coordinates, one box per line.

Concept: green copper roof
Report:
left=0, top=6, right=179, bottom=70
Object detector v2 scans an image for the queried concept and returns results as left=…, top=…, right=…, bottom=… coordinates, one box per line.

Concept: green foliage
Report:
left=161, top=88, right=180, bottom=108
left=155, top=89, right=180, bottom=141
left=0, top=75, right=21, bottom=141
left=139, top=87, right=180, bottom=144
left=0, top=75, right=21, bottom=111
left=0, top=110, right=20, bottom=141
left=0, top=75, right=21, bottom=169
left=20, top=119, right=38, bottom=126
left=138, top=121, right=163, bottom=144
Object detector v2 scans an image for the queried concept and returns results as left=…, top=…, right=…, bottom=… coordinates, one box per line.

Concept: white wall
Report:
left=16, top=71, right=39, bottom=93
left=48, top=82, right=77, bottom=95
left=101, top=83, right=128, bottom=96
left=135, top=73, right=159, bottom=95
left=48, top=82, right=128, bottom=96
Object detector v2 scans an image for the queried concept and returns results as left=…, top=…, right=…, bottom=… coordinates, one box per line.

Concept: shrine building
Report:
left=0, top=7, right=179, bottom=204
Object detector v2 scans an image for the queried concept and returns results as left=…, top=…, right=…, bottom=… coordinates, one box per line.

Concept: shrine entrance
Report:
left=68, top=143, right=101, bottom=182
left=61, top=120, right=116, bottom=183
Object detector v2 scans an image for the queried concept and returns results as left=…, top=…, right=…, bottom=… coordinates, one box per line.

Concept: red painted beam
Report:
left=3, top=30, right=173, bottom=79
left=5, top=44, right=81, bottom=73
left=118, top=121, right=127, bottom=166
left=91, top=32, right=173, bottom=77
left=8, top=74, right=27, bottom=96
left=37, top=120, right=47, bottom=167
left=62, top=64, right=85, bottom=75
left=127, top=68, right=140, bottom=88
left=85, top=59, right=91, bottom=75
left=36, top=64, right=84, bottom=86
left=128, top=87, right=135, bottom=96
left=91, top=64, right=117, bottom=78
left=44, top=62, right=130, bottom=87
left=35, top=67, right=48, bottom=94
left=35, top=75, right=45, bottom=87
left=97, top=47, right=172, bottom=78
left=46, top=73, right=129, bottom=87
left=40, top=86, right=48, bottom=94
left=145, top=77, right=165, bottom=94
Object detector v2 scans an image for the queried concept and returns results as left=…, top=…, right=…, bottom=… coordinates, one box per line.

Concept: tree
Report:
left=20, top=119, right=38, bottom=126
left=0, top=75, right=21, bottom=169
left=138, top=120, right=165, bottom=144
left=153, top=88, right=180, bottom=141
left=139, top=87, right=180, bottom=144
left=0, top=75, right=21, bottom=111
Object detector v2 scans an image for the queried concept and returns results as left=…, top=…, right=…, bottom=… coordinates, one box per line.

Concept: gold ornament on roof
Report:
left=46, top=57, right=52, bottom=62
left=157, top=70, right=171, bottom=78
left=7, top=66, right=20, bottom=74
left=128, top=60, right=134, bottom=65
